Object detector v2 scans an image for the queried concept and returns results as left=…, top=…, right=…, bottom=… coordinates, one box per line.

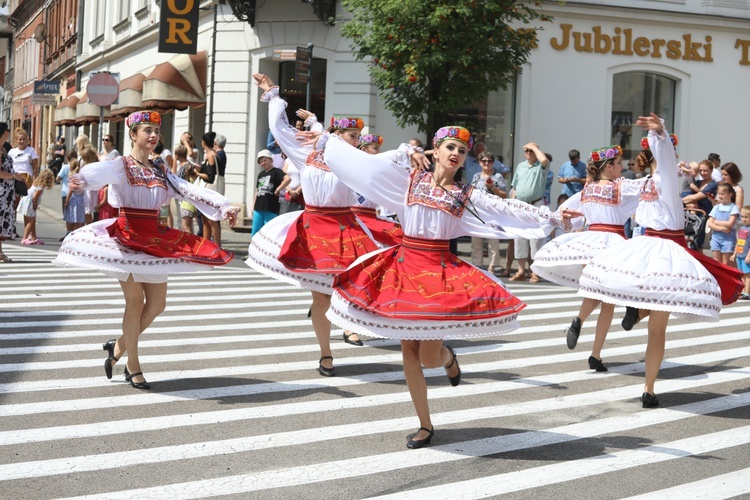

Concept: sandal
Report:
left=0, top=253, right=11, bottom=263
left=508, top=272, right=527, bottom=281
left=498, top=269, right=510, bottom=277
left=529, top=274, right=541, bottom=283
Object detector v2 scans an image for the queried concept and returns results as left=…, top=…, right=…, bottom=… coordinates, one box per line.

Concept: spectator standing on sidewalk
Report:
left=509, top=142, right=549, bottom=282
left=215, top=134, right=227, bottom=196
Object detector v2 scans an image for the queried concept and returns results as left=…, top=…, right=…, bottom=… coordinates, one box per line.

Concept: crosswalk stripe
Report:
left=621, top=468, right=750, bottom=500
left=58, top=397, right=750, bottom=499
left=2, top=244, right=749, bottom=497
left=367, top=425, right=750, bottom=499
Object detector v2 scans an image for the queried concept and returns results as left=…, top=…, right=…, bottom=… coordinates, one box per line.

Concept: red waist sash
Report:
left=645, top=228, right=742, bottom=305
left=588, top=224, right=625, bottom=236
left=107, top=207, right=232, bottom=265
left=278, top=204, right=379, bottom=274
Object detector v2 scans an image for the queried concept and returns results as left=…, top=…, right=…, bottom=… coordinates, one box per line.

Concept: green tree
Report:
left=340, top=0, right=552, bottom=138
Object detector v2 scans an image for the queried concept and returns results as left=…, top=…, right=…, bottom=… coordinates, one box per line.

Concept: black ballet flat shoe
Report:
left=102, top=339, right=119, bottom=380
left=124, top=367, right=151, bottom=390
left=641, top=392, right=659, bottom=408
left=588, top=355, right=608, bottom=372
left=622, top=306, right=640, bottom=331
left=307, top=307, right=312, bottom=318
left=444, top=345, right=461, bottom=387
left=343, top=332, right=364, bottom=346
left=566, top=317, right=582, bottom=350
left=406, top=426, right=434, bottom=449
left=318, top=356, right=335, bottom=377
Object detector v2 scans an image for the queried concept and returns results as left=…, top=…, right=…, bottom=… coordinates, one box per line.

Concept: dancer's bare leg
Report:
left=310, top=291, right=333, bottom=369
left=591, top=302, right=614, bottom=360
left=644, top=310, right=669, bottom=395
left=577, top=298, right=601, bottom=325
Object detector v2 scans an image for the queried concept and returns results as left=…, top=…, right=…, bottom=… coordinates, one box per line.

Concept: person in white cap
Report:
left=252, top=149, right=288, bottom=236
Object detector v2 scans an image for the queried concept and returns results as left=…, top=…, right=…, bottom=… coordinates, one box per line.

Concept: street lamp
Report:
left=223, top=0, right=256, bottom=27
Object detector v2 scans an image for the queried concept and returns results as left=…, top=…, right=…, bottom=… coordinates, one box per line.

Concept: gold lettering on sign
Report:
left=737, top=39, right=750, bottom=66
left=549, top=24, right=714, bottom=63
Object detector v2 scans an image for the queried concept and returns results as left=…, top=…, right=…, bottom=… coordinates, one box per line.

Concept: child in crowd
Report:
left=730, top=206, right=750, bottom=299
left=708, top=182, right=740, bottom=265
left=679, top=161, right=699, bottom=196
left=63, top=159, right=85, bottom=235
left=18, top=169, right=55, bottom=244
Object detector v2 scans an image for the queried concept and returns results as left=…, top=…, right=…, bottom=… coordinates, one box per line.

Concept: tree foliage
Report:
left=340, top=0, right=553, bottom=137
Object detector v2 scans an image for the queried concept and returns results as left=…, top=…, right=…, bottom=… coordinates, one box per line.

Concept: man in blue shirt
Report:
left=557, top=149, right=588, bottom=197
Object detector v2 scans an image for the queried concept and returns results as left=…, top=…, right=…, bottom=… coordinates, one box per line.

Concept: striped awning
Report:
left=54, top=91, right=82, bottom=126
left=141, top=51, right=207, bottom=111
left=75, top=91, right=111, bottom=125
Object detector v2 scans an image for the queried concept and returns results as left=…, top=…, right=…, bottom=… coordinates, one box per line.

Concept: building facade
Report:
left=5, top=0, right=748, bottom=215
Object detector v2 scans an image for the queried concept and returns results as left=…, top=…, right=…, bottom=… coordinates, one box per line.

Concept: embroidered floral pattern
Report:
left=122, top=156, right=168, bottom=190
left=581, top=180, right=622, bottom=206
left=406, top=170, right=472, bottom=218
left=306, top=149, right=331, bottom=172
left=640, top=177, right=659, bottom=201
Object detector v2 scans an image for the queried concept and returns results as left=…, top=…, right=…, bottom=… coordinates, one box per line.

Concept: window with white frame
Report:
left=117, top=0, right=131, bottom=22
left=92, top=0, right=106, bottom=37
left=611, top=71, right=676, bottom=159
left=15, top=41, right=40, bottom=88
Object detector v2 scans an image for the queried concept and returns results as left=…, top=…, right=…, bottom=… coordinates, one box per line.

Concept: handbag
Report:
left=14, top=179, right=28, bottom=196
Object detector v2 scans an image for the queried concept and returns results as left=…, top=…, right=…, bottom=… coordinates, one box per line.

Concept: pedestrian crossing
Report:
left=1, top=243, right=749, bottom=499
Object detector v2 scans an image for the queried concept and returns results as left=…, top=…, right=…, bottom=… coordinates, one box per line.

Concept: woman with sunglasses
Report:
left=100, top=134, right=120, bottom=160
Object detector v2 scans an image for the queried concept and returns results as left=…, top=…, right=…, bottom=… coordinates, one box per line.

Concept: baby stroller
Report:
left=684, top=207, right=707, bottom=250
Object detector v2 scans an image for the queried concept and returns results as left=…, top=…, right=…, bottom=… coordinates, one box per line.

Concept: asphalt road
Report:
left=1, top=208, right=749, bottom=499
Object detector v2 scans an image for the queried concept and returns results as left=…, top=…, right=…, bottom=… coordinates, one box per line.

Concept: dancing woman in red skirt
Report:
left=321, top=127, right=581, bottom=448
left=54, top=111, right=240, bottom=389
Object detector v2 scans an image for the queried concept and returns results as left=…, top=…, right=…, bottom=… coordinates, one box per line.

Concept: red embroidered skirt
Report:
left=107, top=207, right=232, bottom=265
left=351, top=207, right=404, bottom=247
left=333, top=235, right=526, bottom=321
left=278, top=205, right=379, bottom=274
left=645, top=228, right=743, bottom=305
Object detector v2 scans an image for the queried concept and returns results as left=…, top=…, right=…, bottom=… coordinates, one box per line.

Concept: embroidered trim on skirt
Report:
left=325, top=235, right=526, bottom=339
left=578, top=228, right=727, bottom=321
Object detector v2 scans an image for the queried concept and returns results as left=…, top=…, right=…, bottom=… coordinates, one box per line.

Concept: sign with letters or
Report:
left=33, top=80, right=60, bottom=94
left=158, top=0, right=199, bottom=54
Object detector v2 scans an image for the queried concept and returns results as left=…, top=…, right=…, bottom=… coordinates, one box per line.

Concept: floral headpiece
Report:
left=640, top=134, right=678, bottom=151
left=589, top=145, right=622, bottom=163
left=358, top=134, right=383, bottom=148
left=433, top=126, right=473, bottom=150
left=330, top=116, right=364, bottom=131
left=126, top=111, right=162, bottom=129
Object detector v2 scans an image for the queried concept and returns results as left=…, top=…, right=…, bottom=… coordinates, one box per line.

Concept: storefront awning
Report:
left=141, top=51, right=207, bottom=111
left=54, top=91, right=82, bottom=126
left=75, top=91, right=111, bottom=125
left=110, top=69, right=153, bottom=119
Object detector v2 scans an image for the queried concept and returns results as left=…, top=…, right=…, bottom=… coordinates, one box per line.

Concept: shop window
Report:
left=447, top=76, right=516, bottom=169
left=611, top=71, right=675, bottom=160
left=278, top=59, right=327, bottom=128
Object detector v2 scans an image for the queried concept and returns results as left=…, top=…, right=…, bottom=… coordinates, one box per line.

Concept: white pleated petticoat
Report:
left=53, top=218, right=213, bottom=283
left=578, top=235, right=722, bottom=321
left=531, top=231, right=626, bottom=289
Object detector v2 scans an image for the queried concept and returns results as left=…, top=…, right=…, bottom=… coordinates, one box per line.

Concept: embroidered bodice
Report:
left=407, top=170, right=473, bottom=218
left=572, top=177, right=647, bottom=225
left=633, top=125, right=685, bottom=231
left=73, top=156, right=234, bottom=221
left=323, top=134, right=566, bottom=241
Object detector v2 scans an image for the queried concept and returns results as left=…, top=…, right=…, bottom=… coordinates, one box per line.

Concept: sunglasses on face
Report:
left=523, top=149, right=531, bottom=153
